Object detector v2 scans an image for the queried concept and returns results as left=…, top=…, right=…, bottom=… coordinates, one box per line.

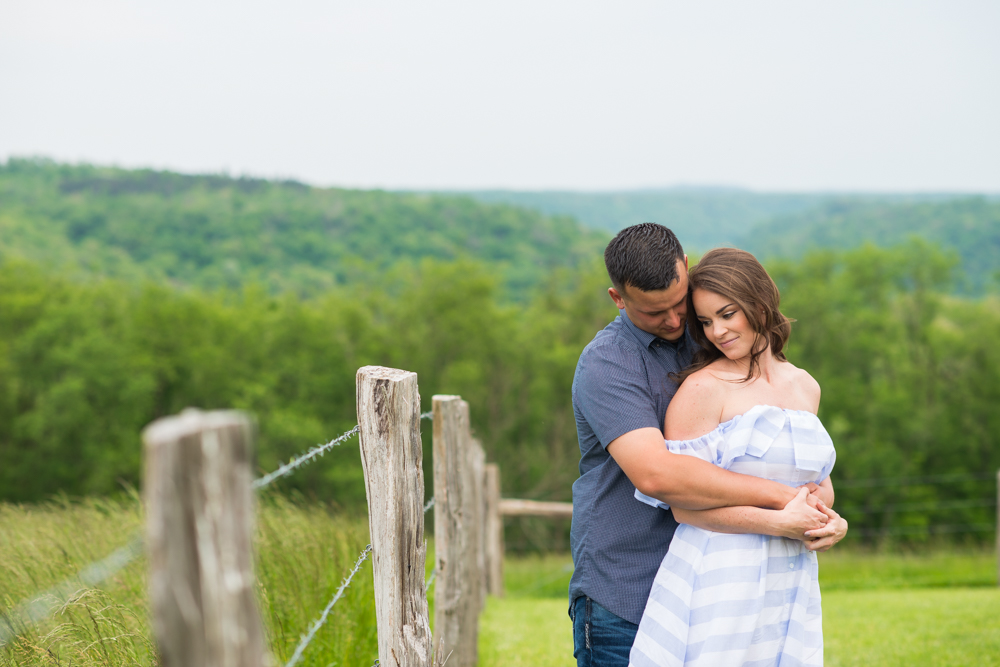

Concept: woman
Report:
left=628, top=247, right=847, bottom=667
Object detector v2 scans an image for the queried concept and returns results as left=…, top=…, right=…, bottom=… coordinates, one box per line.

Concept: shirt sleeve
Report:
left=574, top=340, right=662, bottom=449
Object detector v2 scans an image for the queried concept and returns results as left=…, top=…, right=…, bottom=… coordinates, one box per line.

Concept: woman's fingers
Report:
left=804, top=535, right=836, bottom=552
left=804, top=514, right=849, bottom=551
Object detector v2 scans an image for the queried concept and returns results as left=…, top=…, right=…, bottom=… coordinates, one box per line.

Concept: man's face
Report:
left=608, top=258, right=689, bottom=341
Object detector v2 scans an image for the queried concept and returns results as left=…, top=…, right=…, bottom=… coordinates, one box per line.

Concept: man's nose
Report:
left=665, top=310, right=681, bottom=328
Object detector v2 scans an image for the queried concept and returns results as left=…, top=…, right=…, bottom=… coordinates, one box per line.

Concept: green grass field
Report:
left=480, top=552, right=1000, bottom=666
left=1, top=498, right=998, bottom=666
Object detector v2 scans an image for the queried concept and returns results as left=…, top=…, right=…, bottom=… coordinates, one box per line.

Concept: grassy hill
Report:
left=0, top=158, right=609, bottom=295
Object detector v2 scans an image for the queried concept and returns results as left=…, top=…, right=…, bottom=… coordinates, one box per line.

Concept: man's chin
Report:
left=661, top=329, right=685, bottom=341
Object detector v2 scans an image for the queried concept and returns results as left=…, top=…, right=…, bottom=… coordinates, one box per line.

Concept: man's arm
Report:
left=608, top=428, right=802, bottom=511
left=670, top=478, right=836, bottom=540
left=672, top=487, right=828, bottom=539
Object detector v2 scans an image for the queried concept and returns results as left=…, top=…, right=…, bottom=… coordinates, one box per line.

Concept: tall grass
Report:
left=0, top=495, right=379, bottom=667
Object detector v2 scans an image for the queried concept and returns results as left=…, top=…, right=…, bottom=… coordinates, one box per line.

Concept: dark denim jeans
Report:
left=571, top=595, right=639, bottom=667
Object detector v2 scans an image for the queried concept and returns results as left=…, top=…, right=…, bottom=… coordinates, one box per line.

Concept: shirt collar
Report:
left=620, top=308, right=678, bottom=350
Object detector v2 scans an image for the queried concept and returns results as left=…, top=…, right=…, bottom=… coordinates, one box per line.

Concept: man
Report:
left=569, top=223, right=845, bottom=667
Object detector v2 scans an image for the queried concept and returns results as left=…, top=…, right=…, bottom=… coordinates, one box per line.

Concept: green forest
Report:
left=1, top=158, right=999, bottom=546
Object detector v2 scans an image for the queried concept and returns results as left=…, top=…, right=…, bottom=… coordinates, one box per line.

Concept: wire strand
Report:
left=253, top=425, right=360, bottom=490
left=0, top=532, right=144, bottom=646
left=284, top=544, right=373, bottom=667
left=255, top=410, right=432, bottom=490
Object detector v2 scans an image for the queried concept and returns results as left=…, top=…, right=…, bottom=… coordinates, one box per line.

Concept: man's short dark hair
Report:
left=604, top=223, right=685, bottom=294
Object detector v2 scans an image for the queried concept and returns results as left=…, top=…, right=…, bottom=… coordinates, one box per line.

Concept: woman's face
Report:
left=692, top=288, right=756, bottom=361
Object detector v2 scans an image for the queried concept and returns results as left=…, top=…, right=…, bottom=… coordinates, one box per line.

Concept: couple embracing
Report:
left=570, top=223, right=849, bottom=667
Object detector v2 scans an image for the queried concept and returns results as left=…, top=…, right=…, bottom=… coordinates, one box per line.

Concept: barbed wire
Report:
left=252, top=425, right=361, bottom=490
left=284, top=543, right=373, bottom=667
left=254, top=411, right=433, bottom=490
left=0, top=532, right=144, bottom=646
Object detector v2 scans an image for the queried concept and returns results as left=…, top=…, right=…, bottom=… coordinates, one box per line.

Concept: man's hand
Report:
left=803, top=501, right=848, bottom=552
left=773, top=487, right=829, bottom=540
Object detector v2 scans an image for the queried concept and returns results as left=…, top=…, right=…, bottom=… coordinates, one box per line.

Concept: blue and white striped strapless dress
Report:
left=629, top=404, right=837, bottom=667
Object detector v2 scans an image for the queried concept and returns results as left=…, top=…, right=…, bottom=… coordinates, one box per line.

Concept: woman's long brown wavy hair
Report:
left=676, top=247, right=793, bottom=384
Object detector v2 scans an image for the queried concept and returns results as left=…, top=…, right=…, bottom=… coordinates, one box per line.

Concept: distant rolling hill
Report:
left=457, top=189, right=971, bottom=250
left=3, top=158, right=996, bottom=296
left=742, top=197, right=1000, bottom=293
left=457, top=189, right=998, bottom=293
left=0, top=158, right=609, bottom=295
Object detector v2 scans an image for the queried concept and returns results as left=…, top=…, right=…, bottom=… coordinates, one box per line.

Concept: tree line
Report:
left=1, top=240, right=997, bottom=545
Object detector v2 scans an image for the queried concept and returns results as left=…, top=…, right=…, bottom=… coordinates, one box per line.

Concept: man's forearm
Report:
left=638, top=454, right=796, bottom=511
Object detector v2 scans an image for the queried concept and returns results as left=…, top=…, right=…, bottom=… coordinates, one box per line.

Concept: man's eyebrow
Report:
left=715, top=303, right=736, bottom=315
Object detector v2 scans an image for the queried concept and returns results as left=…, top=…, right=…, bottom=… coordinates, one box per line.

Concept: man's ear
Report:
left=608, top=286, right=627, bottom=310
left=683, top=254, right=689, bottom=271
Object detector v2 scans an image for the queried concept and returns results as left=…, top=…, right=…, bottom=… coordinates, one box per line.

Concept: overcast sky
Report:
left=2, top=1, right=998, bottom=191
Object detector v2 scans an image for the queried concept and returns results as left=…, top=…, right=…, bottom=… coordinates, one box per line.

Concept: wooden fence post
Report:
left=432, top=395, right=479, bottom=667
left=470, top=439, right=487, bottom=612
left=484, top=463, right=504, bottom=597
left=143, top=409, right=267, bottom=667
left=357, top=366, right=431, bottom=667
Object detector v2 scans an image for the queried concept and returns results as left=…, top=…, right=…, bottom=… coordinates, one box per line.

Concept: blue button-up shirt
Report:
left=569, top=309, right=695, bottom=625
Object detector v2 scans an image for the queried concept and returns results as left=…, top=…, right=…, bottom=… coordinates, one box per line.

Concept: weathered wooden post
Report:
left=432, top=395, right=479, bottom=667
left=469, top=439, right=487, bottom=612
left=144, top=409, right=267, bottom=667
left=483, top=463, right=504, bottom=597
left=357, top=366, right=431, bottom=667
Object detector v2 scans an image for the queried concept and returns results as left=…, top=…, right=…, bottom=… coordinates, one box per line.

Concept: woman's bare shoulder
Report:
left=664, top=365, right=730, bottom=439
left=783, top=362, right=821, bottom=412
